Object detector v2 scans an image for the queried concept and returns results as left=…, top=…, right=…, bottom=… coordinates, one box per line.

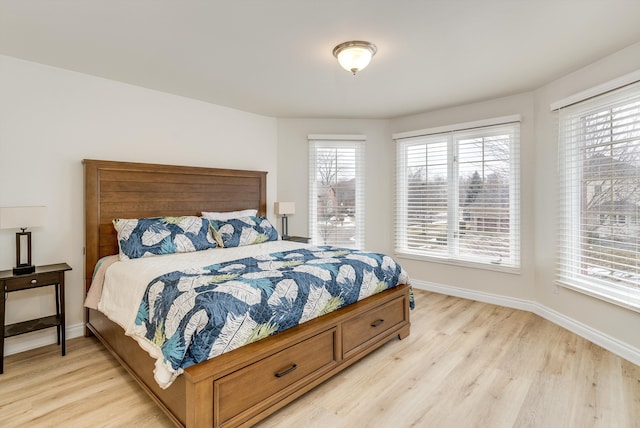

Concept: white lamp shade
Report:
left=333, top=41, right=377, bottom=74
left=0, top=206, right=48, bottom=229
left=337, top=47, right=373, bottom=73
left=274, top=202, right=295, bottom=215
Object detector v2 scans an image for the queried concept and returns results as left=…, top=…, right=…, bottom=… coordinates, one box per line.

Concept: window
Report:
left=308, top=135, right=365, bottom=248
left=394, top=118, right=520, bottom=269
left=557, top=81, right=640, bottom=311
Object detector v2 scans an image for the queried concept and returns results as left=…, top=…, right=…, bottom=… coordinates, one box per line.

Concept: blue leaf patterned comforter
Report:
left=131, top=245, right=410, bottom=383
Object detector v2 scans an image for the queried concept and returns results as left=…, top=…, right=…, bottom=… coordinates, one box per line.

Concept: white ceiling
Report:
left=2, top=1, right=640, bottom=119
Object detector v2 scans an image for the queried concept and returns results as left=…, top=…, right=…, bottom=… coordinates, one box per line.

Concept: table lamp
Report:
left=0, top=206, right=48, bottom=275
left=274, top=202, right=295, bottom=239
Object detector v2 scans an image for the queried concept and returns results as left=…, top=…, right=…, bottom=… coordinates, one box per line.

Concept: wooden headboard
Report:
left=83, top=159, right=267, bottom=291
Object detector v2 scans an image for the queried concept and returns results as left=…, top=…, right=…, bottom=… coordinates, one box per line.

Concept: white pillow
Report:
left=201, top=209, right=258, bottom=221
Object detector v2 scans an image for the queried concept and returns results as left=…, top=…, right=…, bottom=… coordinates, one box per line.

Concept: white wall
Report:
left=276, top=118, right=392, bottom=254
left=0, top=55, right=278, bottom=354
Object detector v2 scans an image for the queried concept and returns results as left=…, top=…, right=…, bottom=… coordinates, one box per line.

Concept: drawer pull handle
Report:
left=370, top=319, right=385, bottom=327
left=30, top=279, right=37, bottom=284
left=275, top=364, right=298, bottom=378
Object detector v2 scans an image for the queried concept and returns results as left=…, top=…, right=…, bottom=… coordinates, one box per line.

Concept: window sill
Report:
left=394, top=250, right=520, bottom=275
left=556, top=280, right=640, bottom=314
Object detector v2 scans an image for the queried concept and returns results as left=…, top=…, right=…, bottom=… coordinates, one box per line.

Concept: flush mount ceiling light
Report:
left=332, top=40, right=377, bottom=75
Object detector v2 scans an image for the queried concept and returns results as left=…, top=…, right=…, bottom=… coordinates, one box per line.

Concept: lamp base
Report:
left=13, top=265, right=36, bottom=275
left=281, top=215, right=289, bottom=240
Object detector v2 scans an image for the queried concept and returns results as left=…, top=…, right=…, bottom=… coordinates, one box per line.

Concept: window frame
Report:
left=393, top=116, right=521, bottom=272
left=556, top=81, right=640, bottom=312
left=308, top=134, right=365, bottom=249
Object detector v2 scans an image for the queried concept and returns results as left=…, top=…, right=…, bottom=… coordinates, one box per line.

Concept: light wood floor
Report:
left=1, top=290, right=638, bottom=428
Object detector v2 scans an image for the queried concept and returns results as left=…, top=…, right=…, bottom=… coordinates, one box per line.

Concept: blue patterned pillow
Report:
left=113, top=216, right=217, bottom=260
left=209, top=216, right=280, bottom=248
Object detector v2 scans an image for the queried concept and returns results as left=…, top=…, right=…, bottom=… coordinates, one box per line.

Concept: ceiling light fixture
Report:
left=332, top=41, right=377, bottom=75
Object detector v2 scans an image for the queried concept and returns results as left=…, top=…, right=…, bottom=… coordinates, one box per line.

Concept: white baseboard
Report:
left=412, top=280, right=640, bottom=367
left=4, top=322, right=85, bottom=356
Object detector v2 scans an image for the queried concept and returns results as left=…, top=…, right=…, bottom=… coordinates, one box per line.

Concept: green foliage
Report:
left=162, top=216, right=184, bottom=224
left=374, top=281, right=388, bottom=294
left=320, top=296, right=344, bottom=315
left=246, top=322, right=278, bottom=344
left=208, top=273, right=240, bottom=283
left=152, top=319, right=166, bottom=347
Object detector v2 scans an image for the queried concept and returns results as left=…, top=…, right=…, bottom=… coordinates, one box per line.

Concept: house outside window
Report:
left=394, top=117, right=521, bottom=270
left=308, top=135, right=365, bottom=249
left=557, top=81, right=640, bottom=311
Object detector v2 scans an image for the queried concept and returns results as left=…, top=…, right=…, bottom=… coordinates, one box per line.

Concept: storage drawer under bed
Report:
left=214, top=327, right=337, bottom=426
left=342, top=296, right=406, bottom=358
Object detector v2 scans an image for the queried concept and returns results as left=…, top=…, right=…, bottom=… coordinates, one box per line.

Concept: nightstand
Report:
left=0, top=263, right=71, bottom=374
left=283, top=236, right=311, bottom=243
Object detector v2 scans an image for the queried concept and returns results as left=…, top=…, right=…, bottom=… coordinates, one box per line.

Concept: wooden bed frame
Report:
left=83, top=159, right=411, bottom=428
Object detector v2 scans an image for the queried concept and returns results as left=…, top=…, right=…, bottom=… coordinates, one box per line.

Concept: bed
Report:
left=83, top=159, right=411, bottom=428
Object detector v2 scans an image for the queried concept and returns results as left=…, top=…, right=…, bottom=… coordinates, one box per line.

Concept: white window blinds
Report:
left=557, top=81, right=640, bottom=311
left=308, top=135, right=365, bottom=249
left=395, top=119, right=520, bottom=269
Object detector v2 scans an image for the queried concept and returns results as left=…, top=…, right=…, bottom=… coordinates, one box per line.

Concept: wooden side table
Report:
left=283, top=236, right=311, bottom=243
left=0, top=263, right=72, bottom=374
